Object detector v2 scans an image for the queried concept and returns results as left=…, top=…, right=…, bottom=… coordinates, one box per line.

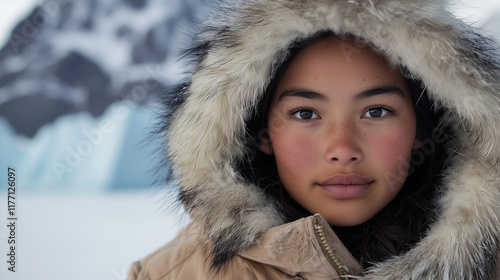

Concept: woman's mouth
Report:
left=317, top=174, right=374, bottom=199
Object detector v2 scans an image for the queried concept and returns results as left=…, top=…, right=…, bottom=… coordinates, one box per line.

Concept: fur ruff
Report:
left=165, top=0, right=500, bottom=278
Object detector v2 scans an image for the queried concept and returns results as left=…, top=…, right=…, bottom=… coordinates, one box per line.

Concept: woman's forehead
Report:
left=276, top=36, right=407, bottom=98
left=287, top=36, right=394, bottom=73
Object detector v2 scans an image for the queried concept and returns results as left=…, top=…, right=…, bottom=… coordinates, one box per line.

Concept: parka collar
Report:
left=239, top=214, right=364, bottom=279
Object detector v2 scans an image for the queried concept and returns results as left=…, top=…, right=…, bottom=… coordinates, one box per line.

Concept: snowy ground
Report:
left=0, top=190, right=190, bottom=280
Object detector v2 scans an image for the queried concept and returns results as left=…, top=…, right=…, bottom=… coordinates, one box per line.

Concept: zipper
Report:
left=313, top=223, right=349, bottom=276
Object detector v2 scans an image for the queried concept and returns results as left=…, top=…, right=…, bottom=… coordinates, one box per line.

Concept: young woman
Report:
left=128, top=1, right=500, bottom=279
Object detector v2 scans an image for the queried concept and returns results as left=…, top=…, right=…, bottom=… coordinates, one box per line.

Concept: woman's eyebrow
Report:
left=278, top=86, right=405, bottom=101
left=354, top=86, right=405, bottom=100
left=278, top=88, right=327, bottom=101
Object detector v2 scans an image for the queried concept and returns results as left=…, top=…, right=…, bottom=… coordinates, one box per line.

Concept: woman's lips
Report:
left=317, top=174, right=374, bottom=199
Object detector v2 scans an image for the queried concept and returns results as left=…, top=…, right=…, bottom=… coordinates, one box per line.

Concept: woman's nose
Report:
left=324, top=122, right=363, bottom=165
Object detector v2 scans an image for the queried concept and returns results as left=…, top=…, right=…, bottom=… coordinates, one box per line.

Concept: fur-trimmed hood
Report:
left=164, top=0, right=500, bottom=278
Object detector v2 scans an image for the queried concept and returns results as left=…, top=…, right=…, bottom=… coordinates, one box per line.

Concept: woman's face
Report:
left=261, top=36, right=417, bottom=226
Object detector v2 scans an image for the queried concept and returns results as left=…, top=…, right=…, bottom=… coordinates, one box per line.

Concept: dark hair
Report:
left=236, top=33, right=450, bottom=268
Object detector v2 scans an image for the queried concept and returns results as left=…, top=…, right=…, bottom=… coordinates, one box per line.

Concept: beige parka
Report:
left=128, top=215, right=364, bottom=279
left=128, top=215, right=500, bottom=279
left=128, top=0, right=500, bottom=279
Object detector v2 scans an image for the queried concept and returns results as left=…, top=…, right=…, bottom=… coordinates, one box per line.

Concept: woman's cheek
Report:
left=374, top=126, right=416, bottom=188
left=272, top=129, right=317, bottom=169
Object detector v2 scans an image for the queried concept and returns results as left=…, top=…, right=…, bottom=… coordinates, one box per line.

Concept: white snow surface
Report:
left=0, top=190, right=190, bottom=280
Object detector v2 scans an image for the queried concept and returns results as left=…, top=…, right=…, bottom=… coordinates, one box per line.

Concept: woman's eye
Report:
left=363, top=107, right=391, bottom=118
left=292, top=109, right=318, bottom=120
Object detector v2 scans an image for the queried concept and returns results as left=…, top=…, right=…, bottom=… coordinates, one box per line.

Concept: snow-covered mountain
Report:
left=0, top=0, right=208, bottom=190
left=0, top=0, right=206, bottom=137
